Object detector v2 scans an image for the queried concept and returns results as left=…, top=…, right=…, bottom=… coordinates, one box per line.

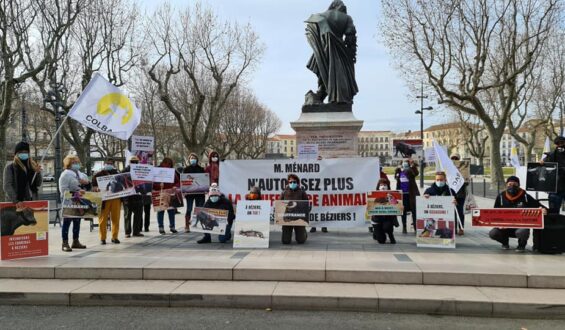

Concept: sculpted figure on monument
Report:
left=304, top=0, right=358, bottom=109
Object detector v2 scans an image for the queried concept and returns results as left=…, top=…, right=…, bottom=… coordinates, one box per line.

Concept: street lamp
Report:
left=415, top=105, right=433, bottom=188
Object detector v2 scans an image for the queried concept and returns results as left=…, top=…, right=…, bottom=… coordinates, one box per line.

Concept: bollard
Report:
left=483, top=177, right=486, bottom=198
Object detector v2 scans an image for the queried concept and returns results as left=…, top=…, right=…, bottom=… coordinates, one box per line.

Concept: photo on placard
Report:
left=366, top=190, right=403, bottom=216
left=0, top=201, right=49, bottom=260
left=180, top=173, right=210, bottom=195
left=274, top=200, right=310, bottom=226
left=234, top=200, right=271, bottom=248
left=191, top=207, right=228, bottom=235
left=151, top=188, right=183, bottom=212
left=526, top=162, right=558, bottom=192
left=96, top=172, right=136, bottom=200
left=416, top=196, right=455, bottom=248
left=62, top=191, right=102, bottom=218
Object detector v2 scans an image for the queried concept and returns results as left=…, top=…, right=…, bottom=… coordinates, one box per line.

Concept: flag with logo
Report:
left=510, top=142, right=521, bottom=168
left=67, top=73, right=141, bottom=140
left=433, top=140, right=464, bottom=193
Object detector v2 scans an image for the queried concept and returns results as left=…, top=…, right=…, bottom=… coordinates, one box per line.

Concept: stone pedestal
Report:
left=291, top=110, right=363, bottom=158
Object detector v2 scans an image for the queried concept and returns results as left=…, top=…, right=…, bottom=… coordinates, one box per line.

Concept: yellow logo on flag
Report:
left=97, top=93, right=134, bottom=125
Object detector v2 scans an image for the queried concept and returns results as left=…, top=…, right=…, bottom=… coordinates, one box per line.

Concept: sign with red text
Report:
left=220, top=158, right=380, bottom=228
left=416, top=196, right=456, bottom=249
left=471, top=208, right=544, bottom=229
left=234, top=200, right=271, bottom=248
left=0, top=201, right=49, bottom=260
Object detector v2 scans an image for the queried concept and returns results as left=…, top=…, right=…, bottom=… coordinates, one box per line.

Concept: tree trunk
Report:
left=0, top=122, right=7, bottom=201
left=486, top=129, right=505, bottom=189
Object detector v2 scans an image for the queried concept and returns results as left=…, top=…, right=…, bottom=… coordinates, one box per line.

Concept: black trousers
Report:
left=125, top=203, right=143, bottom=235
left=373, top=222, right=395, bottom=244
left=143, top=203, right=151, bottom=230
left=282, top=226, right=307, bottom=244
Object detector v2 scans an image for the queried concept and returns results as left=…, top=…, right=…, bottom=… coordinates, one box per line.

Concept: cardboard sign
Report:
left=180, top=173, right=210, bottom=195
left=233, top=200, right=271, bottom=248
left=526, top=162, right=558, bottom=192
left=96, top=172, right=136, bottom=201
left=131, top=135, right=155, bottom=165
left=393, top=139, right=423, bottom=160
left=62, top=191, right=102, bottom=218
left=274, top=200, right=310, bottom=226
left=191, top=207, right=228, bottom=235
left=366, top=190, right=403, bottom=216
left=151, top=167, right=176, bottom=183
left=416, top=196, right=456, bottom=249
left=0, top=201, right=49, bottom=260
left=471, top=208, right=544, bottom=229
left=151, top=188, right=184, bottom=212
left=297, top=144, right=319, bottom=160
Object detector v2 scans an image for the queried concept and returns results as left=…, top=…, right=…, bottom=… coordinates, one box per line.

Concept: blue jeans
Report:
left=203, top=223, right=233, bottom=242
left=62, top=218, right=81, bottom=241
left=157, top=209, right=176, bottom=229
left=548, top=192, right=565, bottom=214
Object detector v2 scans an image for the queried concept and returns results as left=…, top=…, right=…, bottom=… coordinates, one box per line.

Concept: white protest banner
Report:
left=130, top=164, right=153, bottom=181
left=67, top=73, right=141, bottom=140
left=298, top=144, right=319, bottom=160
left=95, top=172, right=136, bottom=201
left=234, top=200, right=271, bottom=248
left=433, top=140, right=464, bottom=193
left=180, top=173, right=210, bottom=194
left=151, top=167, right=175, bottom=183
left=416, top=196, right=456, bottom=249
left=220, top=158, right=380, bottom=228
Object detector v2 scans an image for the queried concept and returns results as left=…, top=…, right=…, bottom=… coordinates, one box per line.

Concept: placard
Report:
left=297, top=144, right=319, bottom=160
left=416, top=196, right=455, bottom=248
left=274, top=200, right=310, bottom=226
left=151, top=188, right=184, bottom=212
left=130, top=164, right=154, bottom=195
left=0, top=201, right=49, bottom=260
left=151, top=167, right=176, bottom=183
left=190, top=207, right=228, bottom=235
left=96, top=172, right=136, bottom=201
left=180, top=173, right=210, bottom=195
left=366, top=190, right=403, bottom=216
left=233, top=200, right=271, bottom=248
left=471, top=208, right=544, bottom=229
left=393, top=139, right=423, bottom=160
left=62, top=191, right=102, bottom=218
left=526, top=162, right=558, bottom=192
left=131, top=135, right=154, bottom=165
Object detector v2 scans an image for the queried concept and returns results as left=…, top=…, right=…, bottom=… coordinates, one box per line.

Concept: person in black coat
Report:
left=197, top=184, right=235, bottom=244
left=183, top=152, right=206, bottom=233
left=122, top=156, right=143, bottom=238
left=541, top=136, right=565, bottom=214
left=371, top=179, right=398, bottom=244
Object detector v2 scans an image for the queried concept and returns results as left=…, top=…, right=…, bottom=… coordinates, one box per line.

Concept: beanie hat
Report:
left=506, top=176, right=520, bottom=185
left=188, top=153, right=199, bottom=161
left=209, top=183, right=221, bottom=196
left=14, top=141, right=30, bottom=155
left=553, top=136, right=565, bottom=145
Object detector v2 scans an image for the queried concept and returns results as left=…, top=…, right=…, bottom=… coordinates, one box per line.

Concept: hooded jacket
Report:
left=205, top=151, right=220, bottom=184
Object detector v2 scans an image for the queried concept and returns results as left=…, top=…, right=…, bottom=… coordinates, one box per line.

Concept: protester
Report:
left=142, top=186, right=152, bottom=232
left=423, top=172, right=456, bottom=197
left=540, top=136, right=565, bottom=214
left=92, top=158, right=121, bottom=244
left=153, top=157, right=180, bottom=235
left=205, top=150, right=220, bottom=184
left=122, top=156, right=144, bottom=238
left=183, top=152, right=206, bottom=233
left=246, top=186, right=262, bottom=201
left=394, top=159, right=419, bottom=234
left=371, top=178, right=397, bottom=244
left=3, top=141, right=42, bottom=205
left=59, top=155, right=87, bottom=252
left=450, top=153, right=467, bottom=236
left=280, top=173, right=309, bottom=244
left=197, top=183, right=235, bottom=244
left=489, top=176, right=545, bottom=252
left=369, top=166, right=392, bottom=233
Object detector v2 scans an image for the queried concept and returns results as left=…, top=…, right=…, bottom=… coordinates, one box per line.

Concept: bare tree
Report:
left=380, top=0, right=560, bottom=184
left=457, top=112, right=488, bottom=167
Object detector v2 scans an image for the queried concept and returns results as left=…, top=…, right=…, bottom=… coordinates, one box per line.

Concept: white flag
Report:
left=433, top=140, right=464, bottom=193
left=541, top=137, right=551, bottom=161
left=67, top=73, right=141, bottom=140
left=510, top=142, right=521, bottom=168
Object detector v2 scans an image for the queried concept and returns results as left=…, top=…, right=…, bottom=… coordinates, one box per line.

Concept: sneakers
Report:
left=501, top=244, right=510, bottom=250
left=111, top=239, right=120, bottom=244
left=170, top=228, right=178, bottom=234
left=159, top=228, right=166, bottom=235
left=71, top=240, right=86, bottom=249
left=62, top=241, right=72, bottom=252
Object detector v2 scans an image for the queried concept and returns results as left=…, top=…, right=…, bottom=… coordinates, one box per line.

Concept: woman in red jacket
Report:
left=153, top=157, right=180, bottom=234
left=205, top=151, right=220, bottom=184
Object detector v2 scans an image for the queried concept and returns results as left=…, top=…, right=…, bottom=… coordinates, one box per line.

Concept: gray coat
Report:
left=59, top=169, right=81, bottom=201
left=3, top=162, right=42, bottom=203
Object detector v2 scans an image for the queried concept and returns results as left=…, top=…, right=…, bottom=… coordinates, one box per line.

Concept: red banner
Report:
left=0, top=201, right=49, bottom=260
left=471, top=208, right=544, bottom=229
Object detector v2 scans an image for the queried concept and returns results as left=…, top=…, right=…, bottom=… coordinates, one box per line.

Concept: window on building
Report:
left=291, top=147, right=294, bottom=152
left=284, top=147, right=287, bottom=152
left=284, top=140, right=287, bottom=145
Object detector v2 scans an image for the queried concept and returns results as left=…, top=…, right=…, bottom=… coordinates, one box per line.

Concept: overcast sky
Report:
left=142, top=0, right=448, bottom=134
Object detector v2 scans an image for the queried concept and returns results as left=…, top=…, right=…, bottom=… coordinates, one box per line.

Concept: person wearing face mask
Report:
left=424, top=172, right=456, bottom=197
left=197, top=184, right=235, bottom=244
left=450, top=154, right=468, bottom=236
left=3, top=141, right=42, bottom=206
left=280, top=173, right=309, bottom=244
left=205, top=150, right=220, bottom=184
left=246, top=186, right=262, bottom=201
left=489, top=176, right=545, bottom=252
left=183, top=152, right=206, bottom=233
left=371, top=179, right=398, bottom=244
left=153, top=157, right=181, bottom=235
left=540, top=136, right=565, bottom=214
left=92, top=158, right=122, bottom=245
left=394, top=159, right=420, bottom=234
left=122, top=156, right=144, bottom=238
left=58, top=155, right=87, bottom=252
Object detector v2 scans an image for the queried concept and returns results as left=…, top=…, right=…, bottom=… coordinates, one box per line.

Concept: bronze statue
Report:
left=305, top=0, right=358, bottom=107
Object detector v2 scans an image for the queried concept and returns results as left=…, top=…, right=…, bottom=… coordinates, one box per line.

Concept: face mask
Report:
left=211, top=157, right=218, bottom=162
left=18, top=153, right=29, bottom=161
left=289, top=182, right=298, bottom=190
left=210, top=196, right=220, bottom=203
left=402, top=163, right=409, bottom=169
left=104, top=165, right=114, bottom=171
left=378, top=185, right=388, bottom=191
left=71, top=164, right=81, bottom=171
left=190, top=159, right=197, bottom=165
left=507, top=187, right=519, bottom=195
left=558, top=147, right=565, bottom=153
left=436, top=181, right=446, bottom=188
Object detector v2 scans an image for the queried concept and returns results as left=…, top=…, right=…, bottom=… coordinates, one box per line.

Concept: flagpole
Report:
left=32, top=114, right=70, bottom=183
left=433, top=140, right=465, bottom=230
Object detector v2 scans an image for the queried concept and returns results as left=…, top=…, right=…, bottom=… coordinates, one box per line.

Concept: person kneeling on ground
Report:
left=197, top=184, right=235, bottom=244
left=371, top=179, right=398, bottom=244
left=489, top=176, right=546, bottom=252
left=280, top=173, right=309, bottom=245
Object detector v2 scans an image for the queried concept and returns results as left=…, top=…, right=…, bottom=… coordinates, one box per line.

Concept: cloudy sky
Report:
left=143, top=0, right=447, bottom=134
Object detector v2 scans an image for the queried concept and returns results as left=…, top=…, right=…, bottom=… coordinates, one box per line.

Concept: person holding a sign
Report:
left=153, top=157, right=180, bottom=235
left=59, top=155, right=88, bottom=252
left=122, top=156, right=144, bottom=238
left=197, top=184, right=235, bottom=244
left=540, top=136, right=565, bottom=214
left=3, top=141, right=42, bottom=205
left=395, top=159, right=420, bottom=234
left=280, top=173, right=309, bottom=245
left=183, top=153, right=206, bottom=233
left=451, top=154, right=468, bottom=236
left=205, top=150, right=220, bottom=184
left=92, top=158, right=122, bottom=244
left=371, top=179, right=398, bottom=244
left=489, top=176, right=544, bottom=252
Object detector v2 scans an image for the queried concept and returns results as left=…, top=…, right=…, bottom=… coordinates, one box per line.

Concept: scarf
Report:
left=13, top=156, right=35, bottom=201
left=504, top=188, right=525, bottom=202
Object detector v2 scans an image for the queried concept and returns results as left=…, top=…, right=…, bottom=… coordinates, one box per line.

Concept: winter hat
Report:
left=14, top=141, right=30, bottom=155
left=506, top=176, right=520, bottom=185
left=554, top=136, right=565, bottom=145
left=188, top=152, right=199, bottom=160
left=209, top=183, right=221, bottom=196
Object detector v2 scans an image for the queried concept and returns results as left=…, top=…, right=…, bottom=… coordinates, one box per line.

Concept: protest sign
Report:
left=151, top=167, right=176, bottom=183
left=220, top=158, right=380, bottom=228
left=130, top=164, right=153, bottom=195
left=526, top=162, right=558, bottom=192
left=131, top=135, right=154, bottom=165
left=0, top=201, right=49, bottom=260
left=274, top=200, right=310, bottom=226
left=180, top=173, right=210, bottom=195
left=62, top=191, right=102, bottom=218
left=190, top=207, right=228, bottom=235
left=96, top=172, right=136, bottom=200
left=151, top=188, right=184, bottom=212
left=416, top=196, right=456, bottom=248
left=366, top=190, right=403, bottom=216
left=297, top=144, right=319, bottom=160
left=392, top=139, right=423, bottom=160
left=234, top=200, right=271, bottom=248
left=471, top=208, right=544, bottom=229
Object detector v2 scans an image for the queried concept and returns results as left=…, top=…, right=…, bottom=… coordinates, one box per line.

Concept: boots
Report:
left=185, top=215, right=191, bottom=233
left=71, top=240, right=86, bottom=249
left=62, top=241, right=72, bottom=252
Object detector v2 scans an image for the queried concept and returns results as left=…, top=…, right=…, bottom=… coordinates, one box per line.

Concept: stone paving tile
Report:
left=171, top=280, right=276, bottom=308
left=478, top=286, right=565, bottom=317
left=0, top=279, right=92, bottom=305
